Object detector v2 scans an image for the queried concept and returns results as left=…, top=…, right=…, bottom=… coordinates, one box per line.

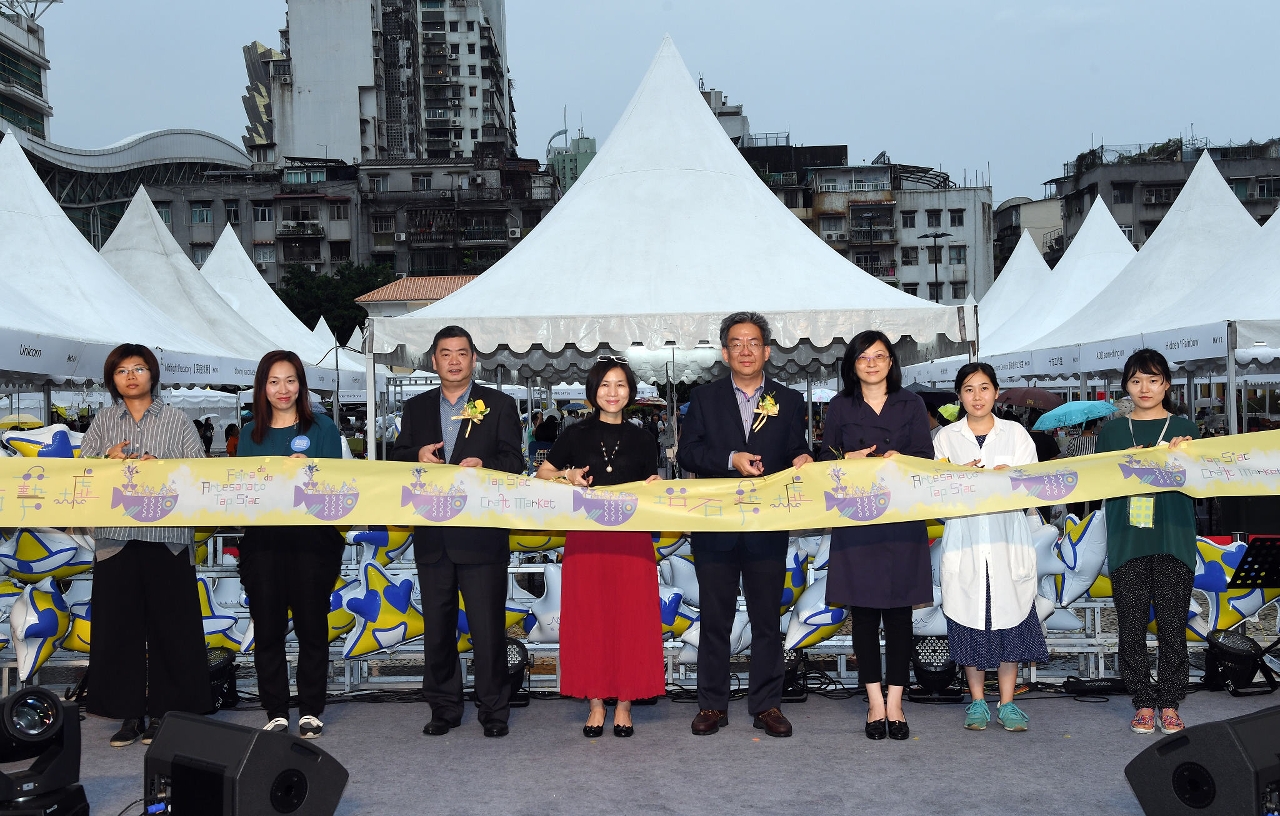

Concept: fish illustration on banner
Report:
left=342, top=560, right=423, bottom=658
left=10, top=577, right=69, bottom=679
left=573, top=488, right=639, bottom=527
left=2, top=424, right=82, bottom=458
left=401, top=468, right=466, bottom=522
left=824, top=467, right=891, bottom=522
left=294, top=463, right=359, bottom=521
left=784, top=575, right=848, bottom=650
left=0, top=528, right=93, bottom=581
left=1118, top=454, right=1187, bottom=488
left=113, top=463, right=179, bottom=523
left=1009, top=469, right=1079, bottom=502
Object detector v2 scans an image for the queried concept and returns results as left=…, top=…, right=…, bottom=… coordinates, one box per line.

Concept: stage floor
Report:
left=78, top=687, right=1275, bottom=815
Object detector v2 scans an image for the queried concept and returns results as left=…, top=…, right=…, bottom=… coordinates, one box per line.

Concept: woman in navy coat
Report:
left=820, top=330, right=934, bottom=741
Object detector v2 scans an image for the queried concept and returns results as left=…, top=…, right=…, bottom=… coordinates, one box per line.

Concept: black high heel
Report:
left=613, top=723, right=634, bottom=738
left=864, top=717, right=887, bottom=740
left=887, top=718, right=910, bottom=740
left=582, top=723, right=604, bottom=738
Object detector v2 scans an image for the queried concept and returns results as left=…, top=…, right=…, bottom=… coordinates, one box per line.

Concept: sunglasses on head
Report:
left=598, top=355, right=629, bottom=364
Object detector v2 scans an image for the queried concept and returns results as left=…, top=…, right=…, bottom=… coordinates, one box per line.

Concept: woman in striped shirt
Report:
left=80, top=343, right=213, bottom=748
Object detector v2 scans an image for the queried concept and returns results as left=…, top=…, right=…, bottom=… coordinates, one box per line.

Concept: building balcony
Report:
left=276, top=220, right=325, bottom=238
left=459, top=227, right=509, bottom=243
left=861, top=261, right=897, bottom=278
left=760, top=171, right=798, bottom=187
left=849, top=227, right=898, bottom=244
left=409, top=231, right=453, bottom=247
left=456, top=188, right=509, bottom=203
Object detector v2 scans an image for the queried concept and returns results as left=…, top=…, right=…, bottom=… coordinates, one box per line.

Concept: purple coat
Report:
left=820, top=388, right=933, bottom=609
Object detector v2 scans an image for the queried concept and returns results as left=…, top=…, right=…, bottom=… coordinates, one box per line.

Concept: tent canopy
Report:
left=372, top=36, right=966, bottom=383
left=0, top=130, right=237, bottom=385
left=100, top=188, right=279, bottom=360
left=1021, top=151, right=1257, bottom=351
left=975, top=230, right=1050, bottom=353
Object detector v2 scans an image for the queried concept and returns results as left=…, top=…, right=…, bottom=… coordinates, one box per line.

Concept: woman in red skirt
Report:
left=537, top=358, right=665, bottom=737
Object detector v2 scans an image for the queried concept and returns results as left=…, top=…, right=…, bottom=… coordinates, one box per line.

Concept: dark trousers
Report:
left=848, top=605, right=913, bottom=687
left=417, top=553, right=510, bottom=725
left=87, top=541, right=212, bottom=720
left=239, top=528, right=345, bottom=720
left=1112, top=553, right=1194, bottom=710
left=691, top=537, right=785, bottom=715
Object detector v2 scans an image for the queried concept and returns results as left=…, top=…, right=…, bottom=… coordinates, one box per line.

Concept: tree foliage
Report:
left=276, top=261, right=396, bottom=348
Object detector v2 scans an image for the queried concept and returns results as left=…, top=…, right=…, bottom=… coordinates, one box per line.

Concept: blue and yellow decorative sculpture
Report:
left=10, top=577, right=69, bottom=679
left=342, top=561, right=424, bottom=658
left=0, top=528, right=94, bottom=582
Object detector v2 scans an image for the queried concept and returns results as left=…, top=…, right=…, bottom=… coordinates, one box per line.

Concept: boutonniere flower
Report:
left=452, top=398, right=489, bottom=437
left=752, top=393, right=779, bottom=433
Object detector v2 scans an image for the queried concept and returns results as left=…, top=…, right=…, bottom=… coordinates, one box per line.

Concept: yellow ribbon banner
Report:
left=2, top=431, right=1278, bottom=530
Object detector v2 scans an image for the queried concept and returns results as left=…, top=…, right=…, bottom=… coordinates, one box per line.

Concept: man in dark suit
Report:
left=390, top=325, right=524, bottom=738
left=677, top=312, right=812, bottom=738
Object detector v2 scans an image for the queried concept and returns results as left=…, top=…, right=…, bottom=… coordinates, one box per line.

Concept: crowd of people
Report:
left=75, top=313, right=1203, bottom=748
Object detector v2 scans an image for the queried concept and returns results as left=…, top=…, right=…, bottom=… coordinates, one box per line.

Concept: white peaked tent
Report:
left=0, top=130, right=237, bottom=385
left=1147, top=208, right=1280, bottom=357
left=198, top=226, right=343, bottom=365
left=1023, top=151, right=1258, bottom=352
left=100, top=188, right=279, bottom=360
left=974, top=231, right=1051, bottom=353
left=1001, top=200, right=1136, bottom=350
left=371, top=36, right=966, bottom=383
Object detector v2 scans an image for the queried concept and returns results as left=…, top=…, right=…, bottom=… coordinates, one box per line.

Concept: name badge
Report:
left=290, top=435, right=311, bottom=453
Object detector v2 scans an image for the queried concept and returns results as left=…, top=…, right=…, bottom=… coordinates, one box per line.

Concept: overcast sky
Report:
left=40, top=0, right=1280, bottom=202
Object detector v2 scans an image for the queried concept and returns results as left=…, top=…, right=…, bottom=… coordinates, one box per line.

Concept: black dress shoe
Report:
left=613, top=724, right=634, bottom=738
left=865, top=718, right=888, bottom=740
left=110, top=718, right=145, bottom=748
left=141, top=716, right=162, bottom=745
left=423, top=718, right=458, bottom=736
left=887, top=719, right=910, bottom=741
left=483, top=722, right=509, bottom=738
left=582, top=723, right=604, bottom=738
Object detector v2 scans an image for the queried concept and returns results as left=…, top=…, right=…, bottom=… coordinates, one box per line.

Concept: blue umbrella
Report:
left=562, top=402, right=589, bottom=411
left=1032, top=400, right=1118, bottom=431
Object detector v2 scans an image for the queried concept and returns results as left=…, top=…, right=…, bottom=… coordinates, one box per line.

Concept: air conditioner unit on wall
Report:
left=450, top=141, right=460, bottom=147
left=255, top=262, right=267, bottom=272
left=451, top=118, right=461, bottom=126
left=508, top=227, right=521, bottom=238
left=471, top=175, right=484, bottom=184
left=280, top=75, right=292, bottom=85
left=394, top=232, right=407, bottom=242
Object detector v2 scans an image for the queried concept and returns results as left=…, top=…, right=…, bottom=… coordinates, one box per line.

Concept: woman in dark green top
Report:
left=237, top=350, right=345, bottom=739
left=1095, top=349, right=1197, bottom=737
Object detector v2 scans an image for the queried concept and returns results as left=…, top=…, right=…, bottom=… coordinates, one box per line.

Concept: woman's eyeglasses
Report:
left=114, top=366, right=150, bottom=377
left=855, top=353, right=890, bottom=365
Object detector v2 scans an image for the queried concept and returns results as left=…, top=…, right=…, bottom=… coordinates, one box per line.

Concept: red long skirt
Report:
left=558, top=530, right=666, bottom=701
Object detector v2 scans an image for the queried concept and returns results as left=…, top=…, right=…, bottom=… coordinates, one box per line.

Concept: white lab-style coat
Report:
left=932, top=416, right=1039, bottom=630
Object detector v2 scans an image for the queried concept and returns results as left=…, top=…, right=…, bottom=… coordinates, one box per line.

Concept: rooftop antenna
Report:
left=698, top=72, right=705, bottom=92
left=0, top=0, right=61, bottom=21
left=563, top=106, right=568, bottom=149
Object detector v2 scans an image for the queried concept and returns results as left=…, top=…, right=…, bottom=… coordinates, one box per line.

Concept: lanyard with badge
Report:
left=1127, top=414, right=1171, bottom=529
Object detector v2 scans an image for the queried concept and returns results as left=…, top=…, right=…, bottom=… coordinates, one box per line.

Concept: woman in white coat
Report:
left=933, top=362, right=1049, bottom=733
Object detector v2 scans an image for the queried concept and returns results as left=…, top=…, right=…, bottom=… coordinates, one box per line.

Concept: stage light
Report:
left=0, top=686, right=88, bottom=815
left=507, top=637, right=531, bottom=706
left=1205, top=629, right=1278, bottom=696
left=908, top=635, right=964, bottom=704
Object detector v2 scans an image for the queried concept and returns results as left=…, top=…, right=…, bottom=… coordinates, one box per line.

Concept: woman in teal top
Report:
left=1095, top=349, right=1197, bottom=738
left=237, top=350, right=345, bottom=739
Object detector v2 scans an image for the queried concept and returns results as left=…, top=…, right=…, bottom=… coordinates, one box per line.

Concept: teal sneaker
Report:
left=963, top=700, right=990, bottom=730
left=996, top=702, right=1029, bottom=732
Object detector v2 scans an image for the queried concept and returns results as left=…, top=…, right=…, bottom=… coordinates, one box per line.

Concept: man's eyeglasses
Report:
left=855, top=353, right=890, bottom=365
left=726, top=340, right=764, bottom=352
left=114, top=366, right=149, bottom=378
left=597, top=355, right=629, bottom=364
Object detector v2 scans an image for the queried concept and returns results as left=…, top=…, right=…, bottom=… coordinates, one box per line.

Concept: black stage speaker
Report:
left=1125, top=705, right=1280, bottom=816
left=143, top=713, right=348, bottom=816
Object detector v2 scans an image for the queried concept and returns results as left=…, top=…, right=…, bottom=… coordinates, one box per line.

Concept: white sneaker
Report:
left=263, top=717, right=289, bottom=733
left=298, top=715, right=323, bottom=739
